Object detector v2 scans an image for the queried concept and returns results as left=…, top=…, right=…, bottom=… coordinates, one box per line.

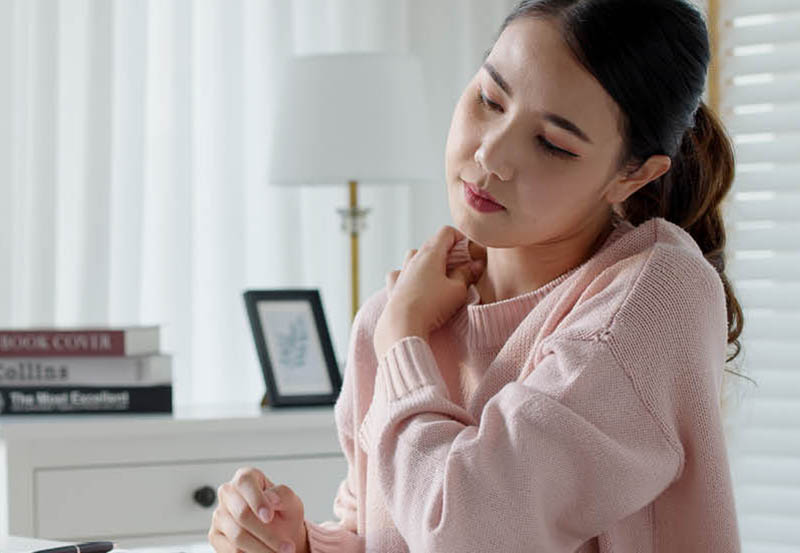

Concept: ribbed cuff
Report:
left=376, top=335, right=448, bottom=400
left=305, top=519, right=364, bottom=553
left=358, top=336, right=449, bottom=452
left=445, top=236, right=472, bottom=271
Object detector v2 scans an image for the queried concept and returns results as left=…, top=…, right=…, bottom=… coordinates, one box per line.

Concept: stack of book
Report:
left=0, top=326, right=172, bottom=416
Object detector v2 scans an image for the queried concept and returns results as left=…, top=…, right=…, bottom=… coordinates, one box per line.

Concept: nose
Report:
left=474, top=136, right=514, bottom=183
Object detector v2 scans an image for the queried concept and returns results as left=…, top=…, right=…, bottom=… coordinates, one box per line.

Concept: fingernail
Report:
left=258, top=507, right=272, bottom=523
left=279, top=543, right=294, bottom=553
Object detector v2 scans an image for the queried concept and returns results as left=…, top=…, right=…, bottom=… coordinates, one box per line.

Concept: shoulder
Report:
left=553, top=216, right=725, bottom=344
left=535, top=217, right=727, bottom=455
left=586, top=218, right=728, bottom=409
left=608, top=217, right=727, bottom=346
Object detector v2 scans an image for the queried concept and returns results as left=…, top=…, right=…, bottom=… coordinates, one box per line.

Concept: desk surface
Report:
left=0, top=402, right=335, bottom=440
left=1, top=536, right=214, bottom=553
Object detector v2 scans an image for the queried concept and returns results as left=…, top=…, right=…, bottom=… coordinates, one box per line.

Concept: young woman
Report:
left=209, top=0, right=746, bottom=551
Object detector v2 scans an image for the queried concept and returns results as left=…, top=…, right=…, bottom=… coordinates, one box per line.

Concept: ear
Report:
left=607, top=154, right=672, bottom=204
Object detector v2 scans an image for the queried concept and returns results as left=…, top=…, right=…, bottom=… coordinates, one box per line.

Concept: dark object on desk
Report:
left=0, top=385, right=173, bottom=416
left=243, top=289, right=342, bottom=408
left=31, top=540, right=115, bottom=553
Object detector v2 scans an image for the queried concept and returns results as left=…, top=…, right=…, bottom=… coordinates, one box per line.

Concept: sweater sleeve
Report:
left=303, top=420, right=365, bottom=553
left=357, top=334, right=682, bottom=552
left=305, top=237, right=474, bottom=551
left=303, top=293, right=377, bottom=553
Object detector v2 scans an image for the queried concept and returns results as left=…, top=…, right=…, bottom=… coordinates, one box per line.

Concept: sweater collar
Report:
left=446, top=215, right=634, bottom=352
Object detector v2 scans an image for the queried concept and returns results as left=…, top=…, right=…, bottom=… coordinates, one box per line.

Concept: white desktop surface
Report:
left=0, top=536, right=214, bottom=553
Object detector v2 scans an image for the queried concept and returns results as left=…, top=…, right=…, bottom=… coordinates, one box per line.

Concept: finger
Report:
left=208, top=529, right=238, bottom=553
left=448, top=261, right=481, bottom=286
left=265, top=485, right=303, bottom=553
left=219, top=484, right=295, bottom=553
left=423, top=226, right=467, bottom=262
left=266, top=484, right=299, bottom=515
left=402, top=249, right=417, bottom=271
left=467, top=239, right=487, bottom=262
left=386, top=270, right=400, bottom=293
left=470, top=258, right=486, bottom=280
left=446, top=264, right=468, bottom=285
left=233, top=466, right=276, bottom=492
left=214, top=505, right=278, bottom=553
left=220, top=481, right=281, bottom=551
left=231, top=469, right=280, bottom=524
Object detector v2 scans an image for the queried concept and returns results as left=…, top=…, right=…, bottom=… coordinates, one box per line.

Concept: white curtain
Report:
left=0, top=0, right=519, bottom=408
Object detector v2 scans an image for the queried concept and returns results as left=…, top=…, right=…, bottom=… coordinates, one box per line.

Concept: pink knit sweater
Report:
left=303, top=216, right=741, bottom=552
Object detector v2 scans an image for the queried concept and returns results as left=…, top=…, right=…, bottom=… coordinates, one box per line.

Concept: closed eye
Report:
left=475, top=90, right=579, bottom=159
left=537, top=136, right=579, bottom=158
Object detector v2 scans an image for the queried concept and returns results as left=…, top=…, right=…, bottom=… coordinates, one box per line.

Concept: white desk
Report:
left=0, top=403, right=346, bottom=549
left=0, top=535, right=214, bottom=553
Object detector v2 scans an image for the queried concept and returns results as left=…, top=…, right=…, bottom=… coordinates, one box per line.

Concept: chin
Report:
left=452, top=212, right=494, bottom=246
left=455, top=213, right=520, bottom=249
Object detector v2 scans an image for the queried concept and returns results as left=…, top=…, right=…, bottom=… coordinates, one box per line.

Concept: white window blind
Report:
left=719, top=0, right=800, bottom=551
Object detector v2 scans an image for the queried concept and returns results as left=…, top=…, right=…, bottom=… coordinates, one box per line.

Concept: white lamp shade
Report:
left=267, top=52, right=439, bottom=186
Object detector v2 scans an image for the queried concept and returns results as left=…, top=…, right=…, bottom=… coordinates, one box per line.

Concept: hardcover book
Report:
left=0, top=326, right=160, bottom=357
left=0, top=354, right=172, bottom=387
left=0, top=385, right=173, bottom=415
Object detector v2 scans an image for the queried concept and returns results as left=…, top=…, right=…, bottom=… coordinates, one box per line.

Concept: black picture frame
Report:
left=243, top=289, right=342, bottom=408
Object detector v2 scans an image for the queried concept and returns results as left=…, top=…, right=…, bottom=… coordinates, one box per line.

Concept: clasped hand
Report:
left=373, top=225, right=487, bottom=361
left=209, top=467, right=308, bottom=553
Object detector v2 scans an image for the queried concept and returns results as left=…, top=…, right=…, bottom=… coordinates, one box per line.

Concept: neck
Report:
left=475, top=213, right=617, bottom=305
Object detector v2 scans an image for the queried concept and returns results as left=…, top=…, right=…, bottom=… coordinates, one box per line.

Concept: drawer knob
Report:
left=194, top=485, right=217, bottom=508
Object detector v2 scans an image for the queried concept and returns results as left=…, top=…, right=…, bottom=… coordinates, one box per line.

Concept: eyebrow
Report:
left=482, top=62, right=594, bottom=145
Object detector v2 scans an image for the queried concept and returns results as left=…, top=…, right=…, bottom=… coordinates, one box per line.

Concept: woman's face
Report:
left=445, top=16, right=628, bottom=248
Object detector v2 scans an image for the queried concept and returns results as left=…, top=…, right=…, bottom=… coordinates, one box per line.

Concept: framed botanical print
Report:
left=243, top=289, right=342, bottom=408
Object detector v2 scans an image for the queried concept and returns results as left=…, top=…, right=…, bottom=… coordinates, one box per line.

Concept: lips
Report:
left=461, top=179, right=502, bottom=206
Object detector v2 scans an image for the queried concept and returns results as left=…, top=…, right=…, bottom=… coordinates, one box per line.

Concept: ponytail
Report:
left=622, top=101, right=754, bottom=396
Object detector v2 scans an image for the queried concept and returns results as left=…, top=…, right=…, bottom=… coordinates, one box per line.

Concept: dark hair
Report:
left=486, top=0, right=754, bottom=395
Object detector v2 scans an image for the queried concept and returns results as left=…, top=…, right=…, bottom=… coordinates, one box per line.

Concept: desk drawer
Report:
left=35, top=455, right=347, bottom=540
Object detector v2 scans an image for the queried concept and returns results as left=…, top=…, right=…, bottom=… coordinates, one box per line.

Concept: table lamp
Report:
left=267, top=52, right=438, bottom=322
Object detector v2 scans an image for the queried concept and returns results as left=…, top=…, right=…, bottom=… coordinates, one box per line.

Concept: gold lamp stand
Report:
left=337, top=180, right=371, bottom=323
